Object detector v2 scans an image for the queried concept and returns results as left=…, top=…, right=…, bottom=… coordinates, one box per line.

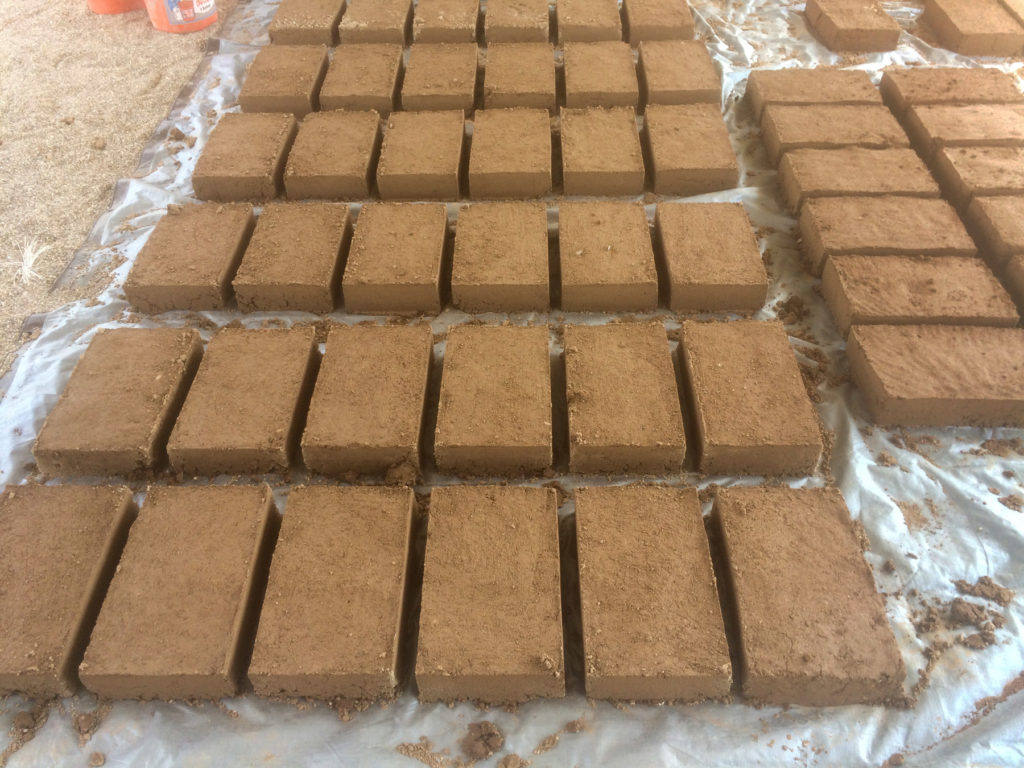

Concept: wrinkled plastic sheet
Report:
left=2, top=0, right=1024, bottom=765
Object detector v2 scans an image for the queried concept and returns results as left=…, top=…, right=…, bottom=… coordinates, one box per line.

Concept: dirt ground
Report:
left=0, top=0, right=238, bottom=380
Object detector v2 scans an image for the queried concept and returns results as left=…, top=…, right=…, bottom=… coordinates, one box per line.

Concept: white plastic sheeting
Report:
left=1, top=1, right=1023, bottom=765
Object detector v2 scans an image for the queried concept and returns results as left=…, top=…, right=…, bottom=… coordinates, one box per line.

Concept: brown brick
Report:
left=655, top=202, right=768, bottom=312
left=760, top=103, right=907, bottom=165
left=80, top=486, right=277, bottom=700
left=283, top=110, right=381, bottom=200
left=746, top=68, right=880, bottom=121
left=238, top=45, right=328, bottom=117
left=338, top=0, right=412, bottom=43
left=646, top=103, right=737, bottom=195
left=249, top=486, right=413, bottom=699
left=302, top=325, right=433, bottom=477
left=564, top=42, right=639, bottom=108
left=639, top=40, right=719, bottom=105
left=233, top=202, right=350, bottom=313
left=798, top=196, right=975, bottom=275
left=559, top=201, right=658, bottom=312
left=822, top=254, right=1018, bottom=337
left=713, top=486, right=905, bottom=706
left=413, top=0, right=479, bottom=42
left=777, top=146, right=939, bottom=212
left=804, top=0, right=900, bottom=52
left=469, top=108, right=551, bottom=198
left=904, top=103, right=1024, bottom=159
left=269, top=0, right=346, bottom=44
left=192, top=113, right=297, bottom=201
left=451, top=202, right=549, bottom=312
left=560, top=107, right=644, bottom=196
left=966, top=195, right=1024, bottom=269
left=377, top=110, right=465, bottom=199
left=575, top=485, right=731, bottom=702
left=167, top=328, right=317, bottom=475
left=124, top=203, right=254, bottom=312
left=34, top=328, right=202, bottom=477
left=0, top=485, right=134, bottom=699
left=483, top=43, right=556, bottom=110
left=565, top=323, right=686, bottom=474
left=556, top=0, right=621, bottom=42
left=848, top=324, right=1024, bottom=426
left=435, top=325, right=552, bottom=475
left=624, top=0, right=695, bottom=44
left=416, top=486, right=564, bottom=703
left=342, top=203, right=448, bottom=313
left=681, top=320, right=822, bottom=476
left=484, top=0, right=549, bottom=42
left=319, top=44, right=402, bottom=113
left=401, top=43, right=479, bottom=110
left=931, top=145, right=1024, bottom=209
left=921, top=0, right=1024, bottom=56
left=880, top=67, right=1024, bottom=119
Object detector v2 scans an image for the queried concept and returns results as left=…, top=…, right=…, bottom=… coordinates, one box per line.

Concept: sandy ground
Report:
left=0, top=0, right=238, bottom=379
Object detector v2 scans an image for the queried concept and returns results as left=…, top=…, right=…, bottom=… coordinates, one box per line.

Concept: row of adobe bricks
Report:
left=236, top=40, right=718, bottom=117
left=123, top=200, right=768, bottom=316
left=32, top=322, right=823, bottom=481
left=191, top=104, right=735, bottom=202
left=267, top=0, right=693, bottom=47
left=0, top=481, right=904, bottom=708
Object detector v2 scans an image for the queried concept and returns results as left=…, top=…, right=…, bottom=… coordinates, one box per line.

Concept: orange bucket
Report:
left=88, top=0, right=145, bottom=12
left=143, top=0, right=218, bottom=32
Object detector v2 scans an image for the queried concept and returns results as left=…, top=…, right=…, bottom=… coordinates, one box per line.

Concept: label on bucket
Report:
left=163, top=0, right=216, bottom=25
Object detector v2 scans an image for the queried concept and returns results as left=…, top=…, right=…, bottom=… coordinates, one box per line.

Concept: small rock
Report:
left=91, top=137, right=107, bottom=151
left=89, top=752, right=106, bottom=767
left=12, top=712, right=35, bottom=731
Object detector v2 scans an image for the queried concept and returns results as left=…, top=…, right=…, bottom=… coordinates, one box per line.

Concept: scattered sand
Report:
left=0, top=0, right=237, bottom=380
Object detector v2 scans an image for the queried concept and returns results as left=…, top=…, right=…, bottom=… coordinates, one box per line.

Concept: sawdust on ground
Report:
left=0, top=0, right=237, bottom=380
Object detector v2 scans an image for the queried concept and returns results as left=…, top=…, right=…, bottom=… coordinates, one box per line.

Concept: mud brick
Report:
left=80, top=485, right=277, bottom=700
left=681, top=319, right=822, bottom=476
left=34, top=328, right=202, bottom=477
left=713, top=486, right=905, bottom=706
left=401, top=43, right=479, bottom=110
left=0, top=485, right=135, bottom=699
left=435, top=325, right=552, bottom=475
left=124, top=203, right=255, bottom=313
left=338, top=0, right=412, bottom=43
left=822, top=254, right=1019, bottom=336
left=192, top=112, right=298, bottom=201
left=451, top=202, right=550, bottom=312
left=760, top=103, right=907, bottom=166
left=564, top=42, right=639, bottom=108
left=413, top=0, right=479, bottom=41
left=966, top=195, right=1024, bottom=269
left=483, top=43, right=556, bottom=110
left=645, top=103, right=738, bottom=195
left=904, top=103, right=1024, bottom=159
left=469, top=108, right=552, bottom=198
left=746, top=68, right=880, bottom=121
left=560, top=107, right=645, bottom=196
left=639, top=40, right=719, bottom=105
left=575, top=485, right=731, bottom=702
left=921, top=0, right=1024, bottom=57
left=624, top=0, right=695, bottom=44
left=166, top=328, right=318, bottom=475
left=283, top=110, right=381, bottom=200
left=319, top=44, right=403, bottom=113
left=848, top=324, right=1024, bottom=426
left=238, top=44, right=329, bottom=117
left=564, top=323, right=686, bottom=474
left=233, top=202, right=350, bottom=313
left=342, top=202, right=448, bottom=313
left=932, top=146, right=1024, bottom=209
left=269, top=0, right=346, bottom=44
left=557, top=0, right=621, bottom=42
left=805, top=0, right=900, bottom=52
left=377, top=110, right=465, bottom=199
left=249, top=486, right=413, bottom=699
left=559, top=201, right=658, bottom=312
left=301, top=324, right=433, bottom=477
left=655, top=202, right=768, bottom=312
left=880, top=67, right=1024, bottom=119
left=484, top=0, right=549, bottom=42
left=798, top=196, right=976, bottom=275
left=416, top=485, right=564, bottom=703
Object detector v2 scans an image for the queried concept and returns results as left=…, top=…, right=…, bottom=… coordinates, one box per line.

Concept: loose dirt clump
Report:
left=460, top=721, right=505, bottom=761
left=954, top=577, right=1015, bottom=607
